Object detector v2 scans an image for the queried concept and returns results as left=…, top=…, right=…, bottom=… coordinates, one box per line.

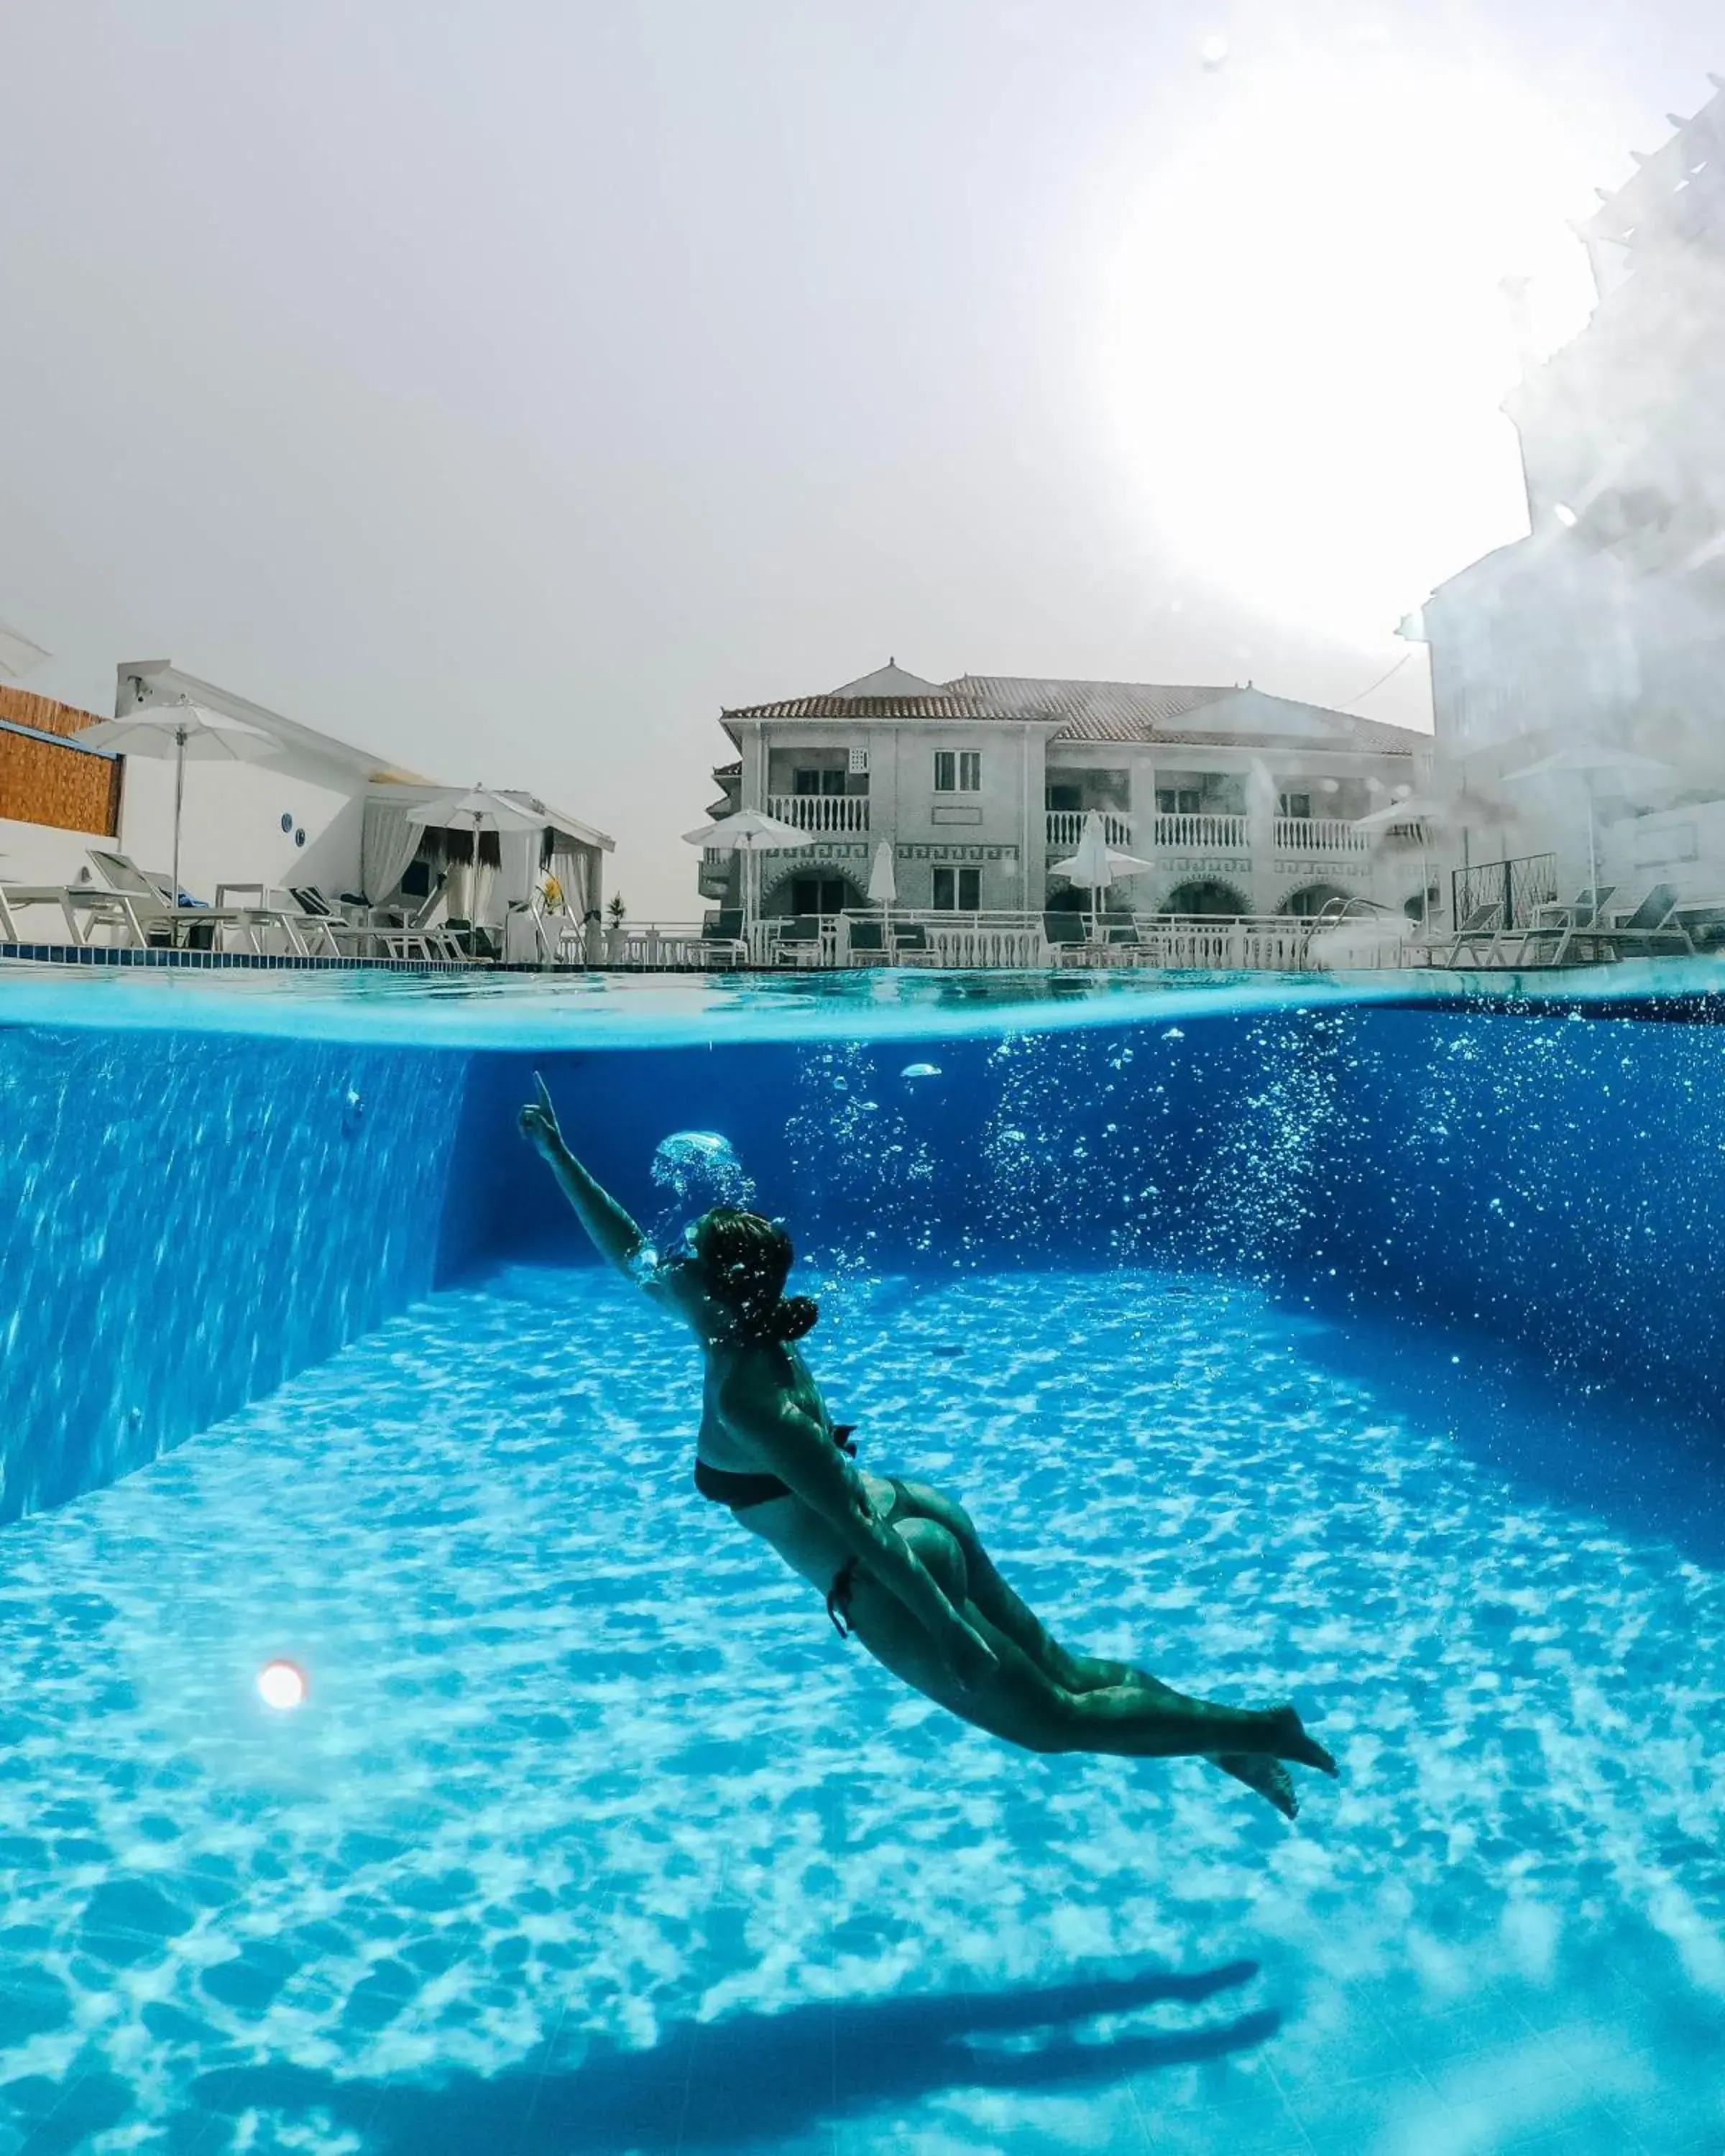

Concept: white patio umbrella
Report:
left=405, top=785, right=549, bottom=836
left=1048, top=810, right=1156, bottom=936
left=405, top=786, right=548, bottom=928
left=681, top=807, right=811, bottom=949
left=78, top=699, right=277, bottom=917
left=1501, top=743, right=1678, bottom=906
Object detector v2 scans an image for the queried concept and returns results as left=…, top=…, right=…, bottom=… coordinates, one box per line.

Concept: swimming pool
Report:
left=1, top=961, right=1722, bottom=2155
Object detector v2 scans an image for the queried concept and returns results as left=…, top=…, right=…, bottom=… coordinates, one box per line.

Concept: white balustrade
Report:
left=1149, top=812, right=1249, bottom=850
left=1272, top=816, right=1371, bottom=855
left=1044, top=809, right=1134, bottom=849
left=765, top=793, right=870, bottom=834
left=903, top=920, right=1049, bottom=968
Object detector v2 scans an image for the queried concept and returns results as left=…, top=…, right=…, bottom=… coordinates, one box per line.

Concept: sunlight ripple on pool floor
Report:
left=0, top=1268, right=1718, bottom=2152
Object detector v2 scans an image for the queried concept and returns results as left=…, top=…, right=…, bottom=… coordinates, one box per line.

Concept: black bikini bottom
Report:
left=691, top=1433, right=888, bottom=1640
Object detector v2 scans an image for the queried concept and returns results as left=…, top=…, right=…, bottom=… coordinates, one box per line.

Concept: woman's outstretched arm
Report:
left=518, top=1074, right=649, bottom=1280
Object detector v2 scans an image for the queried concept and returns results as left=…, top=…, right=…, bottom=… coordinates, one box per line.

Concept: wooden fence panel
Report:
left=0, top=685, right=121, bottom=837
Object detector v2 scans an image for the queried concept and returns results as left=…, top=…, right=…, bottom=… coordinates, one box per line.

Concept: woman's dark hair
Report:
left=692, top=1208, right=819, bottom=1344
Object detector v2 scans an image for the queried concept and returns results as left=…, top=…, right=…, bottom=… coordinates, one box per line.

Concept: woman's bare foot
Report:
left=1212, top=1752, right=1300, bottom=1820
left=1266, top=1703, right=1338, bottom=1777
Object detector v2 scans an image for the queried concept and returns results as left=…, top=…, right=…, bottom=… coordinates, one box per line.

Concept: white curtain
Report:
left=451, top=854, right=500, bottom=925
left=549, top=840, right=594, bottom=918
left=362, top=798, right=426, bottom=904
left=500, top=829, right=538, bottom=909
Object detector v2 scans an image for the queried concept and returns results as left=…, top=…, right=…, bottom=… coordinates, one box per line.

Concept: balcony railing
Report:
left=765, top=793, right=868, bottom=834
left=1151, top=812, right=1248, bottom=851
left=1045, top=808, right=1134, bottom=849
left=1272, top=815, right=1372, bottom=855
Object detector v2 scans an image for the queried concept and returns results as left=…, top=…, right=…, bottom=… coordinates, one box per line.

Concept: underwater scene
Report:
left=0, top=967, right=1721, bottom=2155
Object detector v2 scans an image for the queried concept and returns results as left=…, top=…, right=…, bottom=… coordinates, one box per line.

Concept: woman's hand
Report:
left=518, top=1073, right=566, bottom=1163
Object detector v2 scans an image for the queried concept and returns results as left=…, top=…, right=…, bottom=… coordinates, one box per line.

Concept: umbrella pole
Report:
left=1586, top=782, right=1600, bottom=911
left=170, top=726, right=188, bottom=947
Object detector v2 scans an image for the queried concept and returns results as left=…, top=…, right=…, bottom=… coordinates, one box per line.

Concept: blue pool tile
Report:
left=1141, top=2089, right=1310, bottom=2152
left=1498, top=2106, right=1652, bottom=2155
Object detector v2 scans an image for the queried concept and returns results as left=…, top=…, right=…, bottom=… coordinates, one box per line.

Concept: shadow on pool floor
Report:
left=177, top=1960, right=1274, bottom=2154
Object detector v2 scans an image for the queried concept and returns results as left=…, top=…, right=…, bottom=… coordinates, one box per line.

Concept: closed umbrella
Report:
left=78, top=699, right=277, bottom=924
left=866, top=839, right=897, bottom=906
left=1049, top=809, right=1156, bottom=937
left=1501, top=743, right=1677, bottom=906
left=682, top=808, right=810, bottom=954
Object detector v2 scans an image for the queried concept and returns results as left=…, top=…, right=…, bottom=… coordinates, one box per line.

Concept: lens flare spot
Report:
left=257, top=1659, right=308, bottom=1710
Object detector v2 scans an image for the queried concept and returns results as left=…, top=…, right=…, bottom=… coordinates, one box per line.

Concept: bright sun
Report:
left=1098, top=50, right=1598, bottom=642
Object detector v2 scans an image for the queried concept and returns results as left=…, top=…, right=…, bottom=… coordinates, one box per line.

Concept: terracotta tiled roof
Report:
left=721, top=674, right=1425, bottom=752
left=950, top=675, right=1234, bottom=735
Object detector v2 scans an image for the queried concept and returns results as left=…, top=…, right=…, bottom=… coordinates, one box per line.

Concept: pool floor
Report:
left=0, top=1265, right=1721, bottom=2154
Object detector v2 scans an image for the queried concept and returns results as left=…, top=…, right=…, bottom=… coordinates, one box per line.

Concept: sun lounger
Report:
left=843, top=918, right=888, bottom=964
left=771, top=915, right=827, bottom=967
left=891, top=921, right=937, bottom=965
left=0, top=883, right=136, bottom=946
left=1441, top=900, right=1506, bottom=966
left=1506, top=885, right=1621, bottom=966
left=85, top=849, right=240, bottom=949
left=1569, top=884, right=1695, bottom=962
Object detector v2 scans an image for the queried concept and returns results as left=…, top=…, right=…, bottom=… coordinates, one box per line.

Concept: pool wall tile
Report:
left=0, top=1026, right=472, bottom=1519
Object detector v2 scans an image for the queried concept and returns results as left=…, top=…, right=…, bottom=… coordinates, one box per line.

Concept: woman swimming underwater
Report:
left=520, top=1077, right=1337, bottom=1820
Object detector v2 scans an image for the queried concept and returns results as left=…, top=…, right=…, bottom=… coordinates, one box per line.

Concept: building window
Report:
left=1156, top=788, right=1202, bottom=815
left=848, top=746, right=870, bottom=774
left=934, top=750, right=981, bottom=793
left=794, top=768, right=847, bottom=798
left=790, top=876, right=850, bottom=916
left=932, top=866, right=981, bottom=910
left=1278, top=791, right=1312, bottom=819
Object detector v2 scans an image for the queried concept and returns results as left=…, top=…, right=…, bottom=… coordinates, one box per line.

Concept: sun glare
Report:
left=1098, top=51, right=1597, bottom=640
left=257, top=1659, right=308, bottom=1710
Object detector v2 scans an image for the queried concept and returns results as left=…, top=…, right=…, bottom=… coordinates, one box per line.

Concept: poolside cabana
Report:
left=362, top=784, right=612, bottom=961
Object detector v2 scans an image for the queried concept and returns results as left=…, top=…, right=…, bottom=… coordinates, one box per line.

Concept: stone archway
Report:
left=1278, top=881, right=1352, bottom=918
left=760, top=863, right=869, bottom=918
left=1162, top=878, right=1250, bottom=918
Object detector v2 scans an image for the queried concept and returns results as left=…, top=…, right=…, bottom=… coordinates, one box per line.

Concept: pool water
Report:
left=4, top=962, right=1725, bottom=2155
left=1, top=1261, right=1721, bottom=2154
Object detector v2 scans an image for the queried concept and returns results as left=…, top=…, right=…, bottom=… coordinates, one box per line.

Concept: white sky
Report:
left=1, top=0, right=1718, bottom=912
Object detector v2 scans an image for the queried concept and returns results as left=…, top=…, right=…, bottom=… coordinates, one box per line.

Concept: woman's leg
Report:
left=868, top=1482, right=1329, bottom=1810
left=841, top=1509, right=1333, bottom=1773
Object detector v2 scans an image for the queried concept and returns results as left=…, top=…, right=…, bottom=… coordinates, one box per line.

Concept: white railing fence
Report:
left=543, top=908, right=1458, bottom=972
left=1044, top=809, right=1134, bottom=849
left=764, top=793, right=870, bottom=834
left=1271, top=816, right=1372, bottom=855
left=1150, top=812, right=1249, bottom=851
